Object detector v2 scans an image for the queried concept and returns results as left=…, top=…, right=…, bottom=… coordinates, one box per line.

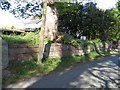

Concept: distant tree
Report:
left=116, top=0, right=120, bottom=14
left=111, top=0, right=120, bottom=40
left=56, top=1, right=83, bottom=37
left=0, top=0, right=11, bottom=10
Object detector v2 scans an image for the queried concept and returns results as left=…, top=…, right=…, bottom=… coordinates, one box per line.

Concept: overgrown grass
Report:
left=3, top=50, right=112, bottom=86
left=1, top=32, right=40, bottom=45
left=3, top=58, right=60, bottom=85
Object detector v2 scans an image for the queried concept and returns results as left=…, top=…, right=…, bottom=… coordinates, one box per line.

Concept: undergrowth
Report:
left=3, top=50, right=111, bottom=86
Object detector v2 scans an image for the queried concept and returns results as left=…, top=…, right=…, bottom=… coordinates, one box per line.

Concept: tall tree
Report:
left=0, top=0, right=59, bottom=61
left=38, top=0, right=47, bottom=62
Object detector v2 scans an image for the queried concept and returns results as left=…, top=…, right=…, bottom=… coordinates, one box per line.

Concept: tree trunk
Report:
left=38, top=1, right=47, bottom=62
left=38, top=0, right=58, bottom=62
left=44, top=0, right=58, bottom=41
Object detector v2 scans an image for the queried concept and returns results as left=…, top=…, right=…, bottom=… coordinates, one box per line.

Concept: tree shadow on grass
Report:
left=92, top=42, right=103, bottom=56
left=23, top=55, right=119, bottom=88
left=92, top=41, right=111, bottom=56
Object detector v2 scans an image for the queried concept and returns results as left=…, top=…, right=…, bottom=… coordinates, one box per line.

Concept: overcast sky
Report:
left=0, top=0, right=118, bottom=28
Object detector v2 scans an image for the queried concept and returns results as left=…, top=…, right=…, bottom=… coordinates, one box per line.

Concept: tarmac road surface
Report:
left=6, top=54, right=120, bottom=88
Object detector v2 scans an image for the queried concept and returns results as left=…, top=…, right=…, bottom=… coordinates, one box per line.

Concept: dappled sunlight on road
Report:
left=69, top=55, right=119, bottom=88
left=5, top=55, right=119, bottom=88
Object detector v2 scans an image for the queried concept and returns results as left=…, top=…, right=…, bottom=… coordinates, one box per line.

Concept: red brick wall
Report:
left=8, top=42, right=109, bottom=61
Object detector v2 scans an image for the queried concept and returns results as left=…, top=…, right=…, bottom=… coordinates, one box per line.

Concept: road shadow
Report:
left=23, top=55, right=119, bottom=88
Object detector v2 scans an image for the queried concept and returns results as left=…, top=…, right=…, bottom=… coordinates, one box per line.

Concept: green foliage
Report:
left=3, top=60, right=41, bottom=84
left=44, top=37, right=51, bottom=44
left=43, top=58, right=61, bottom=72
left=3, top=58, right=61, bottom=85
left=1, top=32, right=40, bottom=45
left=110, top=1, right=120, bottom=40
left=77, top=39, right=92, bottom=47
left=56, top=2, right=82, bottom=37
left=116, top=1, right=120, bottom=18
left=56, top=2, right=81, bottom=16
left=56, top=33, right=78, bottom=47
left=56, top=1, right=119, bottom=41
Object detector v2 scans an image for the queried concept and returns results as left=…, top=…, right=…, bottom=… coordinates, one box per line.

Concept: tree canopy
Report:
left=0, top=0, right=119, bottom=41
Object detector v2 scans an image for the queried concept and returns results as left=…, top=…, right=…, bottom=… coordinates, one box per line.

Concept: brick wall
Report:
left=8, top=42, right=109, bottom=61
left=8, top=44, right=39, bottom=61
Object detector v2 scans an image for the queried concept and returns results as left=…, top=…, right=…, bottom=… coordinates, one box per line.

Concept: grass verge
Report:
left=3, top=50, right=118, bottom=86
left=1, top=32, right=40, bottom=45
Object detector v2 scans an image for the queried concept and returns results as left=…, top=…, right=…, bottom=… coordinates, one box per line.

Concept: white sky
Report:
left=96, top=0, right=118, bottom=9
left=0, top=0, right=118, bottom=28
left=0, top=9, right=25, bottom=29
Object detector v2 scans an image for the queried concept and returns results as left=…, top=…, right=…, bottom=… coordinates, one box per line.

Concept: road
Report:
left=6, top=55, right=120, bottom=88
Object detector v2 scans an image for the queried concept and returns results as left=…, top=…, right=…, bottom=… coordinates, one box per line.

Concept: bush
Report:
left=77, top=39, right=92, bottom=47
left=56, top=33, right=78, bottom=47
